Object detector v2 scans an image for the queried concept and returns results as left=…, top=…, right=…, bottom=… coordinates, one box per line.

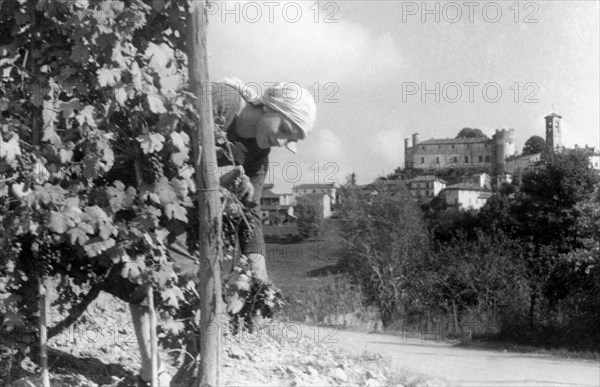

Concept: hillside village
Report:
left=264, top=112, right=600, bottom=219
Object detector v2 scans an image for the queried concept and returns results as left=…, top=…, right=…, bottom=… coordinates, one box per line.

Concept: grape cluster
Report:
left=149, top=153, right=164, bottom=183
left=33, top=233, right=62, bottom=272
left=16, top=153, right=36, bottom=183
left=8, top=240, right=22, bottom=263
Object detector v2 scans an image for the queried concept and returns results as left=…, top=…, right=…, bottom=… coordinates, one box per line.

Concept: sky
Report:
left=205, top=0, right=600, bottom=192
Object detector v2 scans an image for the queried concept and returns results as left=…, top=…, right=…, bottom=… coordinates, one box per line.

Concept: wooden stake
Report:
left=186, top=1, right=223, bottom=386
left=148, top=287, right=158, bottom=387
left=39, top=277, right=50, bottom=387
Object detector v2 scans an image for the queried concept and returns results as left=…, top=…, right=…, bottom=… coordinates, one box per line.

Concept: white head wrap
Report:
left=219, top=78, right=317, bottom=153
left=259, top=83, right=316, bottom=137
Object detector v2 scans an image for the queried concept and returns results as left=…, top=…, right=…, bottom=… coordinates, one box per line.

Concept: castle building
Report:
left=403, top=129, right=516, bottom=174
left=403, top=112, right=599, bottom=188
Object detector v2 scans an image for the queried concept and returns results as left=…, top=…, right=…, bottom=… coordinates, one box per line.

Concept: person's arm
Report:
left=238, top=161, right=269, bottom=282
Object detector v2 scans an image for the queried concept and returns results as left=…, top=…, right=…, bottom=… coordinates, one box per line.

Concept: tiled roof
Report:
left=261, top=204, right=292, bottom=211
left=294, top=183, right=336, bottom=190
left=408, top=175, right=448, bottom=184
left=261, top=191, right=281, bottom=199
left=415, top=137, right=490, bottom=145
left=444, top=182, right=489, bottom=191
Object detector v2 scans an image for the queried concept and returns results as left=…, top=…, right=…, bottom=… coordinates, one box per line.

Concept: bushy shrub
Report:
left=295, top=196, right=323, bottom=239
left=337, top=182, right=429, bottom=327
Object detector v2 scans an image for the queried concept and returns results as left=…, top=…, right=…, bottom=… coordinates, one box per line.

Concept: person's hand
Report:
left=236, top=177, right=254, bottom=202
left=220, top=166, right=254, bottom=202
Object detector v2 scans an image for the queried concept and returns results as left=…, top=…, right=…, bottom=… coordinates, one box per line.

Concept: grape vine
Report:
left=0, top=0, right=280, bottom=367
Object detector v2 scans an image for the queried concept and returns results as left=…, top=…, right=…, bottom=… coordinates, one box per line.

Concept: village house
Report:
left=406, top=175, right=447, bottom=200
left=259, top=183, right=294, bottom=225
left=292, top=183, right=338, bottom=218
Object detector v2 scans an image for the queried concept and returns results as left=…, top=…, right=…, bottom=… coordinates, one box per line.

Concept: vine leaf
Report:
left=154, top=177, right=177, bottom=204
left=160, top=319, right=184, bottom=336
left=165, top=202, right=187, bottom=222
left=67, top=223, right=94, bottom=245
left=161, top=286, right=184, bottom=308
left=170, top=152, right=188, bottom=167
left=137, top=133, right=165, bottom=154
left=70, top=40, right=90, bottom=64
left=0, top=182, right=8, bottom=198
left=106, top=181, right=136, bottom=213
left=147, top=93, right=167, bottom=114
left=84, top=237, right=116, bottom=258
left=83, top=206, right=117, bottom=240
left=59, top=149, right=74, bottom=163
left=75, top=106, right=97, bottom=129
left=48, top=211, right=74, bottom=234
left=170, top=131, right=190, bottom=152
left=121, top=260, right=145, bottom=284
left=35, top=183, right=67, bottom=205
left=0, top=134, right=21, bottom=163
left=97, top=66, right=122, bottom=88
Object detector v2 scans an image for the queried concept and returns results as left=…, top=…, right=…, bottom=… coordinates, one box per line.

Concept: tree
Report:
left=510, top=150, right=598, bottom=326
left=337, top=181, right=429, bottom=326
left=295, top=196, right=323, bottom=239
left=522, top=135, right=547, bottom=155
left=423, top=231, right=526, bottom=336
left=456, top=128, right=487, bottom=138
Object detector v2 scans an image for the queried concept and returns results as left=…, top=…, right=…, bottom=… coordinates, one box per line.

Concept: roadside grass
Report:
left=265, top=220, right=382, bottom=329
left=456, top=335, right=600, bottom=361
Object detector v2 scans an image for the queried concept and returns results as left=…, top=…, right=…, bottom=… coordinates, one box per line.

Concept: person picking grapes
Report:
left=132, top=78, right=317, bottom=386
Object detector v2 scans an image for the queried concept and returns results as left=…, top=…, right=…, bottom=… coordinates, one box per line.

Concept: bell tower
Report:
left=545, top=112, right=562, bottom=151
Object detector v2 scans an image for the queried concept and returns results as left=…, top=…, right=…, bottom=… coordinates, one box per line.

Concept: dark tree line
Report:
left=337, top=150, right=600, bottom=349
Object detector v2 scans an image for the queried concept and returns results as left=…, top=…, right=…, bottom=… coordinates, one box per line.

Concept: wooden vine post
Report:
left=39, top=278, right=50, bottom=387
left=186, top=1, right=223, bottom=386
left=147, top=288, right=158, bottom=387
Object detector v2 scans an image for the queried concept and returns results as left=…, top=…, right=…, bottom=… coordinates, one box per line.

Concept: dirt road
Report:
left=300, top=325, right=600, bottom=386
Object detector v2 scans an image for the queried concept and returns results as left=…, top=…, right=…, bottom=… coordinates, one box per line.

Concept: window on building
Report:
left=421, top=157, right=425, bottom=163
left=426, top=190, right=429, bottom=196
left=422, top=146, right=425, bottom=150
left=451, top=144, right=455, bottom=149
left=438, top=145, right=441, bottom=149
left=485, top=156, right=490, bottom=162
left=478, top=156, right=483, bottom=162
left=452, top=156, right=457, bottom=163
left=313, top=189, right=316, bottom=193
left=465, top=156, right=469, bottom=163
left=436, top=157, right=440, bottom=164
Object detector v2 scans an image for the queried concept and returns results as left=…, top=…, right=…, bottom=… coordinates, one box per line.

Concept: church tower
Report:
left=545, top=112, right=563, bottom=150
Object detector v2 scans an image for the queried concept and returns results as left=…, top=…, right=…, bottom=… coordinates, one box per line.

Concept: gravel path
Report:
left=300, top=324, right=600, bottom=387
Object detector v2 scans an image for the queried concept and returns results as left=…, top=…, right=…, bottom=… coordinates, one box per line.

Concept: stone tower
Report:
left=492, top=128, right=515, bottom=174
left=545, top=112, right=562, bottom=150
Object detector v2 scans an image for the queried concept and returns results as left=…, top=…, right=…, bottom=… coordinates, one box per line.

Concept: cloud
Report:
left=370, top=129, right=406, bottom=167
left=206, top=1, right=403, bottom=85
